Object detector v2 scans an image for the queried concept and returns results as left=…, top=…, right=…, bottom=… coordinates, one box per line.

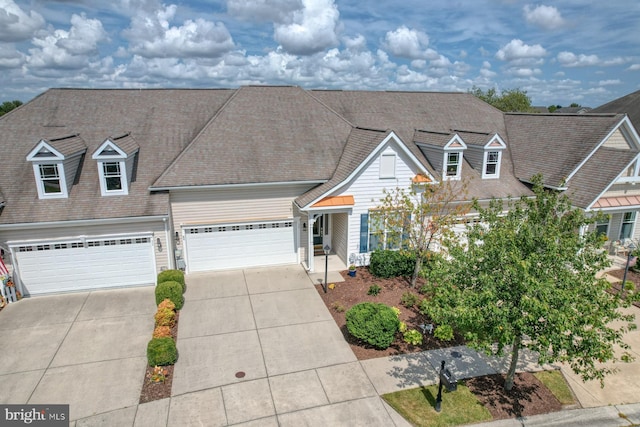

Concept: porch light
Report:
left=157, top=238, right=162, bottom=252
left=175, top=231, right=180, bottom=244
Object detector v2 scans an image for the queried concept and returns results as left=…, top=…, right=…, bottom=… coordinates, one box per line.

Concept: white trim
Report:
left=31, top=162, right=68, bottom=199
left=97, top=160, right=129, bottom=196
left=26, top=140, right=64, bottom=161
left=92, top=139, right=128, bottom=159
left=150, top=180, right=326, bottom=192
left=300, top=132, right=434, bottom=209
left=443, top=151, right=463, bottom=181
left=586, top=153, right=640, bottom=210
left=7, top=232, right=154, bottom=247
left=0, top=215, right=168, bottom=230
left=482, top=150, right=502, bottom=179
left=443, top=134, right=468, bottom=150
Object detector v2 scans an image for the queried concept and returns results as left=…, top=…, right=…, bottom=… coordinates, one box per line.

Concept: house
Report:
left=1, top=86, right=639, bottom=296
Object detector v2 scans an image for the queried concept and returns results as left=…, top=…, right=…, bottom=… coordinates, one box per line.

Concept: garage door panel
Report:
left=185, top=220, right=297, bottom=272
left=15, top=237, right=156, bottom=295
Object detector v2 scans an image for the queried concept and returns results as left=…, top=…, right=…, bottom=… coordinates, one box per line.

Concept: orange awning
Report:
left=593, top=195, right=640, bottom=209
left=412, top=174, right=432, bottom=183
left=312, top=195, right=355, bottom=207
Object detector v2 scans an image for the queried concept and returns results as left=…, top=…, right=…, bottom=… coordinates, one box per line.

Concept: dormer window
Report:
left=446, top=152, right=461, bottom=178
left=484, top=151, right=500, bottom=177
left=92, top=134, right=139, bottom=197
left=480, top=134, right=507, bottom=179
left=26, top=135, right=87, bottom=199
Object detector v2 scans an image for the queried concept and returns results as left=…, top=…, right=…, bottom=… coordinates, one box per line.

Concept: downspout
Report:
left=163, top=217, right=173, bottom=269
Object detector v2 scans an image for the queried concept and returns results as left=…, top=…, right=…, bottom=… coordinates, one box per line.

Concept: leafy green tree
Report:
left=0, top=100, right=23, bottom=116
left=548, top=105, right=562, bottom=113
left=373, top=177, right=469, bottom=287
left=469, top=86, right=533, bottom=112
left=424, top=176, right=637, bottom=391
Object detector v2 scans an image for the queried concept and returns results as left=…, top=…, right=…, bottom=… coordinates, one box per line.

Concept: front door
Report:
left=312, top=214, right=332, bottom=248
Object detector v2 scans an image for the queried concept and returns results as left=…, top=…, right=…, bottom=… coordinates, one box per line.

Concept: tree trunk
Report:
left=411, top=255, right=423, bottom=288
left=504, top=335, right=522, bottom=391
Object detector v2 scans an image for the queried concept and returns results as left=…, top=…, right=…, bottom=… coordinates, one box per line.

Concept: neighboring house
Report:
left=1, top=86, right=639, bottom=296
left=553, top=106, right=593, bottom=114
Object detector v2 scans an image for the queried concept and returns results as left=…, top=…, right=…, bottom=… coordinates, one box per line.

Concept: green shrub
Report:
left=155, top=280, right=184, bottom=310
left=154, top=307, right=176, bottom=327
left=369, top=250, right=416, bottom=278
left=400, top=292, right=419, bottom=308
left=345, top=302, right=400, bottom=349
left=403, top=329, right=423, bottom=346
left=434, top=324, right=454, bottom=341
left=367, top=284, right=381, bottom=296
left=147, top=337, right=178, bottom=366
left=158, top=269, right=185, bottom=292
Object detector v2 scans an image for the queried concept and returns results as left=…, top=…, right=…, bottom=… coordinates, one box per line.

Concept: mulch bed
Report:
left=606, top=268, right=640, bottom=308
left=466, top=372, right=563, bottom=419
left=138, top=311, right=179, bottom=404
left=316, top=266, right=572, bottom=421
left=315, top=267, right=464, bottom=360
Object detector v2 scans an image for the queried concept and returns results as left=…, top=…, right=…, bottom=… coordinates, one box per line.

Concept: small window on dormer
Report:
left=39, top=164, right=63, bottom=194
left=445, top=152, right=461, bottom=178
left=484, top=151, right=500, bottom=177
left=103, top=162, right=123, bottom=191
left=380, top=154, right=396, bottom=178
left=92, top=136, right=138, bottom=197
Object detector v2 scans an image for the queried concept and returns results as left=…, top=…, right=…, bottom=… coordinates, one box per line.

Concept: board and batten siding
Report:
left=0, top=218, right=169, bottom=273
left=327, top=143, right=421, bottom=266
left=332, top=213, right=348, bottom=265
left=170, top=183, right=316, bottom=245
left=603, top=129, right=631, bottom=150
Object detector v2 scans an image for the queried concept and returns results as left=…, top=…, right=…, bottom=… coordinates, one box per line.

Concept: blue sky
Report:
left=1, top=0, right=639, bottom=107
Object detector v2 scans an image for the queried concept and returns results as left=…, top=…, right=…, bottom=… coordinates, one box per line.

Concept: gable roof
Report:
left=593, top=90, right=640, bottom=132
left=0, top=88, right=234, bottom=225
left=152, top=86, right=354, bottom=188
left=505, top=113, right=626, bottom=187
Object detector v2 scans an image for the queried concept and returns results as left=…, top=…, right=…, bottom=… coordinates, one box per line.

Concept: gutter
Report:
left=149, top=180, right=326, bottom=192
left=0, top=215, right=169, bottom=231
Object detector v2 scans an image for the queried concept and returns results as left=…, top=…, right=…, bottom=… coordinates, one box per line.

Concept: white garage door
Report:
left=184, top=219, right=297, bottom=272
left=13, top=236, right=156, bottom=295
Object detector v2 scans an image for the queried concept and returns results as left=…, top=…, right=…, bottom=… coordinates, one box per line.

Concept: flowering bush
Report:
left=147, top=365, right=169, bottom=383
left=154, top=307, right=176, bottom=327
left=153, top=326, right=172, bottom=339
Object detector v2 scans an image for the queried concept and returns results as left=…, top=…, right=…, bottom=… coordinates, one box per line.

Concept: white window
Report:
left=32, top=162, right=68, bottom=199
left=483, top=151, right=501, bottom=178
left=369, top=211, right=406, bottom=251
left=103, top=162, right=123, bottom=191
left=595, top=215, right=610, bottom=237
left=620, top=212, right=636, bottom=240
left=444, top=152, right=461, bottom=179
left=380, top=154, right=396, bottom=178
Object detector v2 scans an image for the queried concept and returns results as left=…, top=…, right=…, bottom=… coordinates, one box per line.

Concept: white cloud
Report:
left=383, top=26, right=437, bottom=60
left=557, top=51, right=600, bottom=67
left=495, top=39, right=546, bottom=62
left=273, top=0, right=340, bottom=55
left=124, top=3, right=235, bottom=58
left=598, top=79, right=621, bottom=86
left=227, top=0, right=303, bottom=23
left=523, top=4, right=566, bottom=30
left=27, top=14, right=108, bottom=69
left=0, top=0, right=45, bottom=42
left=628, top=64, right=640, bottom=71
left=480, top=61, right=496, bottom=78
left=0, top=44, right=25, bottom=68
left=505, top=67, right=542, bottom=77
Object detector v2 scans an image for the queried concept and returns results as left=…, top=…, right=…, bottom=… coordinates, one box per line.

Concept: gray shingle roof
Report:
left=505, top=113, right=625, bottom=187
left=593, top=90, right=640, bottom=133
left=0, top=88, right=234, bottom=224
left=41, top=134, right=87, bottom=157
left=153, top=86, right=354, bottom=188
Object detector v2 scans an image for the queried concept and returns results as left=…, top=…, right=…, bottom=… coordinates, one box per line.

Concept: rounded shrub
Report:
left=158, top=298, right=176, bottom=312
left=158, top=269, right=185, bottom=292
left=154, top=307, right=176, bottom=327
left=345, top=302, right=400, bottom=349
left=369, top=250, right=416, bottom=278
left=147, top=337, right=178, bottom=366
left=155, top=280, right=184, bottom=310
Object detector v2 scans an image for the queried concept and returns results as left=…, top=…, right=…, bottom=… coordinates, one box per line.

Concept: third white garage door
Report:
left=183, top=219, right=297, bottom=272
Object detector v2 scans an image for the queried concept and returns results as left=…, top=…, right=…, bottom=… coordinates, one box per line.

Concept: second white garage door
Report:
left=12, top=235, right=156, bottom=295
left=183, top=219, right=297, bottom=272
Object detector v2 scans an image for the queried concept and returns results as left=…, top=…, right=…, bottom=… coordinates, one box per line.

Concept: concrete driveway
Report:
left=0, top=286, right=157, bottom=421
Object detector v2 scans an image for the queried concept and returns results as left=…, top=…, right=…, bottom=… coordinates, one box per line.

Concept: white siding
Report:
left=295, top=206, right=309, bottom=264
left=329, top=141, right=421, bottom=266
left=603, top=129, right=631, bottom=150
left=332, top=212, right=348, bottom=265
left=601, top=183, right=640, bottom=198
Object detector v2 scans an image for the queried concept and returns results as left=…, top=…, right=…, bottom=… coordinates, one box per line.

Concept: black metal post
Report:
left=435, top=360, right=444, bottom=412
left=620, top=251, right=636, bottom=295
left=323, top=248, right=329, bottom=293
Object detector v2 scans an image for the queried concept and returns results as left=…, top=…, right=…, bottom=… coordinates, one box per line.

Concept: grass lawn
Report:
left=533, top=370, right=576, bottom=405
left=382, top=382, right=492, bottom=427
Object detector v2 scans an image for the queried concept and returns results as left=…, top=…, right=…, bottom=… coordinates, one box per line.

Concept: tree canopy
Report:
left=469, top=86, right=533, bottom=112
left=374, top=177, right=469, bottom=287
left=0, top=100, right=23, bottom=116
left=424, top=177, right=638, bottom=391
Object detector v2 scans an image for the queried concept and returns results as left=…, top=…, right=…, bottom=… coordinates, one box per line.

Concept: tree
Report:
left=424, top=176, right=638, bottom=391
left=469, top=86, right=533, bottom=112
left=0, top=100, right=23, bottom=116
left=548, top=105, right=562, bottom=113
left=373, top=177, right=470, bottom=287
